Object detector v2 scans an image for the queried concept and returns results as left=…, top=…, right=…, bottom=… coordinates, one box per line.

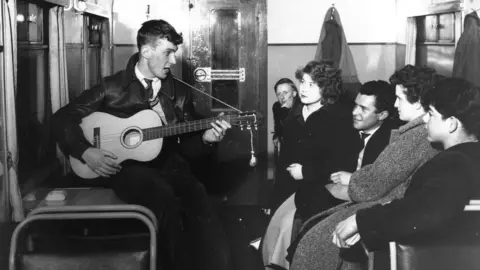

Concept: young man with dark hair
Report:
left=329, top=80, right=398, bottom=188
left=53, top=20, right=232, bottom=270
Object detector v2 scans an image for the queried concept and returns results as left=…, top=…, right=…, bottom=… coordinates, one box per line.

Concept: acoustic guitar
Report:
left=70, top=109, right=259, bottom=179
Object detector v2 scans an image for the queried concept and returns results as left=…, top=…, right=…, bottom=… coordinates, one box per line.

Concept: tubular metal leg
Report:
left=9, top=212, right=157, bottom=270
left=28, top=204, right=158, bottom=231
left=389, top=242, right=397, bottom=270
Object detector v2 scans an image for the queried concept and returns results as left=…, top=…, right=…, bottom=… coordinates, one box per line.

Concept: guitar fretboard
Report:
left=142, top=115, right=236, bottom=140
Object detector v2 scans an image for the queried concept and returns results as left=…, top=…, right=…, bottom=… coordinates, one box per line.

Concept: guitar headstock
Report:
left=225, top=111, right=263, bottom=130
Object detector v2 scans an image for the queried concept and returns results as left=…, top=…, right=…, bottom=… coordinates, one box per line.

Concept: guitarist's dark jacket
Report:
left=52, top=53, right=212, bottom=173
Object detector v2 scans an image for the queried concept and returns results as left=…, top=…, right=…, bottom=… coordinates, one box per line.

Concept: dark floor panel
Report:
left=218, top=205, right=270, bottom=270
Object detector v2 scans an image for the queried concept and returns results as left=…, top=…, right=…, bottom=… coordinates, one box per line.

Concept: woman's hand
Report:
left=287, top=163, right=303, bottom=180
left=330, top=171, right=352, bottom=186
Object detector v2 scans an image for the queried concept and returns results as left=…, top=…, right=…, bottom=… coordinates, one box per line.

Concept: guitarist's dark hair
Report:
left=137, top=19, right=183, bottom=51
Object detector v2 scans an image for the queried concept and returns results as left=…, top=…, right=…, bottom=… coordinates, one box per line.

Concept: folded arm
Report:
left=356, top=152, right=472, bottom=251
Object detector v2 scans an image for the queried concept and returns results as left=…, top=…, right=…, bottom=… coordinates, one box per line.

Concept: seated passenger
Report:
left=268, top=60, right=361, bottom=215
left=330, top=80, right=400, bottom=195
left=52, top=20, right=232, bottom=270
left=289, top=65, right=441, bottom=270
left=271, top=78, right=299, bottom=194
left=333, top=78, right=480, bottom=265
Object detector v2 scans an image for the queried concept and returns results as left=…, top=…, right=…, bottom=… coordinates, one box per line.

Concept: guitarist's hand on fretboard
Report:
left=81, top=148, right=122, bottom=178
left=202, top=113, right=232, bottom=143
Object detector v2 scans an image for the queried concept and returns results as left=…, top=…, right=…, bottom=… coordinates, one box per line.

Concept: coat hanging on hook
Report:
left=315, top=6, right=361, bottom=101
left=453, top=11, right=480, bottom=88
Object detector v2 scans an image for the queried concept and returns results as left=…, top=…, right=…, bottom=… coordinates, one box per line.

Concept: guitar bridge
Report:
left=93, top=127, right=100, bottom=148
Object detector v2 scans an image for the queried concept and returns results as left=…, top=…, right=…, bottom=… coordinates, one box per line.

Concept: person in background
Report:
left=334, top=78, right=480, bottom=267
left=263, top=60, right=361, bottom=270
left=52, top=19, right=232, bottom=270
left=290, top=64, right=441, bottom=270
left=272, top=78, right=298, bottom=149
left=271, top=78, right=299, bottom=206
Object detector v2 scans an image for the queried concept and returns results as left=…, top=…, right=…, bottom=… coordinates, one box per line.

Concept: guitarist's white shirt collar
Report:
left=135, top=63, right=161, bottom=100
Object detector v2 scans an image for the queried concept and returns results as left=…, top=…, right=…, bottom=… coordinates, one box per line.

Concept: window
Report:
left=417, top=13, right=456, bottom=43
left=210, top=9, right=240, bottom=109
left=86, top=15, right=103, bottom=89
left=16, top=0, right=57, bottom=190
left=65, top=12, right=106, bottom=98
left=415, top=12, right=461, bottom=76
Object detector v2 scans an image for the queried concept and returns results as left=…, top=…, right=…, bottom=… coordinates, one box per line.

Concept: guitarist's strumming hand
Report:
left=81, top=148, right=122, bottom=178
left=202, top=113, right=232, bottom=143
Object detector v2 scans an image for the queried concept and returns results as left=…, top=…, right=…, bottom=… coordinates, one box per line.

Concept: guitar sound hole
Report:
left=122, top=128, right=142, bottom=148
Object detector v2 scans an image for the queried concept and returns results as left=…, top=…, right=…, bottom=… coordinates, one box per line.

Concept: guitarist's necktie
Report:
left=144, top=78, right=154, bottom=99
left=144, top=78, right=167, bottom=124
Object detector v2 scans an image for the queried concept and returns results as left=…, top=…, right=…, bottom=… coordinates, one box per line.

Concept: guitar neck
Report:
left=142, top=115, right=233, bottom=140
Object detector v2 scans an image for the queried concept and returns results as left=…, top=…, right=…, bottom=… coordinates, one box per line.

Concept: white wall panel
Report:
left=267, top=0, right=397, bottom=43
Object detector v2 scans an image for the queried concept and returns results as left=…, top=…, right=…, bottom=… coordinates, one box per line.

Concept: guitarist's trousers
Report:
left=108, top=163, right=233, bottom=270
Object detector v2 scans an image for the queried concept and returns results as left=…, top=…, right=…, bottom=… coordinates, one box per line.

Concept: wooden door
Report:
left=182, top=0, right=267, bottom=205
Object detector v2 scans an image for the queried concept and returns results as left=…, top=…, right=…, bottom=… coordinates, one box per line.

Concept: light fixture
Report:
left=16, top=14, right=25, bottom=23
left=64, top=0, right=73, bottom=11
left=74, top=0, right=87, bottom=12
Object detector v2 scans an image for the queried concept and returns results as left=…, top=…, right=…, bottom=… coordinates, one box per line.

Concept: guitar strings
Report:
left=86, top=115, right=254, bottom=140
left=87, top=121, right=229, bottom=139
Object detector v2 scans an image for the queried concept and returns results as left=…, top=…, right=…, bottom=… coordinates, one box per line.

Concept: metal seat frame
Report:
left=9, top=188, right=159, bottom=270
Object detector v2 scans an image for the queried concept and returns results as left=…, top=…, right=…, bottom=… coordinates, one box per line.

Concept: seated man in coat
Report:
left=328, top=80, right=402, bottom=200
left=334, top=78, right=480, bottom=265
left=262, top=80, right=398, bottom=270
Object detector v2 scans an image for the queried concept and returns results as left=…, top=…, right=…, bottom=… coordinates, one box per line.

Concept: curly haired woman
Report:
left=263, top=60, right=362, bottom=270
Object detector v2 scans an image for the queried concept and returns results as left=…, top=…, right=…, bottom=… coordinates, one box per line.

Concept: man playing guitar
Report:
left=52, top=19, right=232, bottom=270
